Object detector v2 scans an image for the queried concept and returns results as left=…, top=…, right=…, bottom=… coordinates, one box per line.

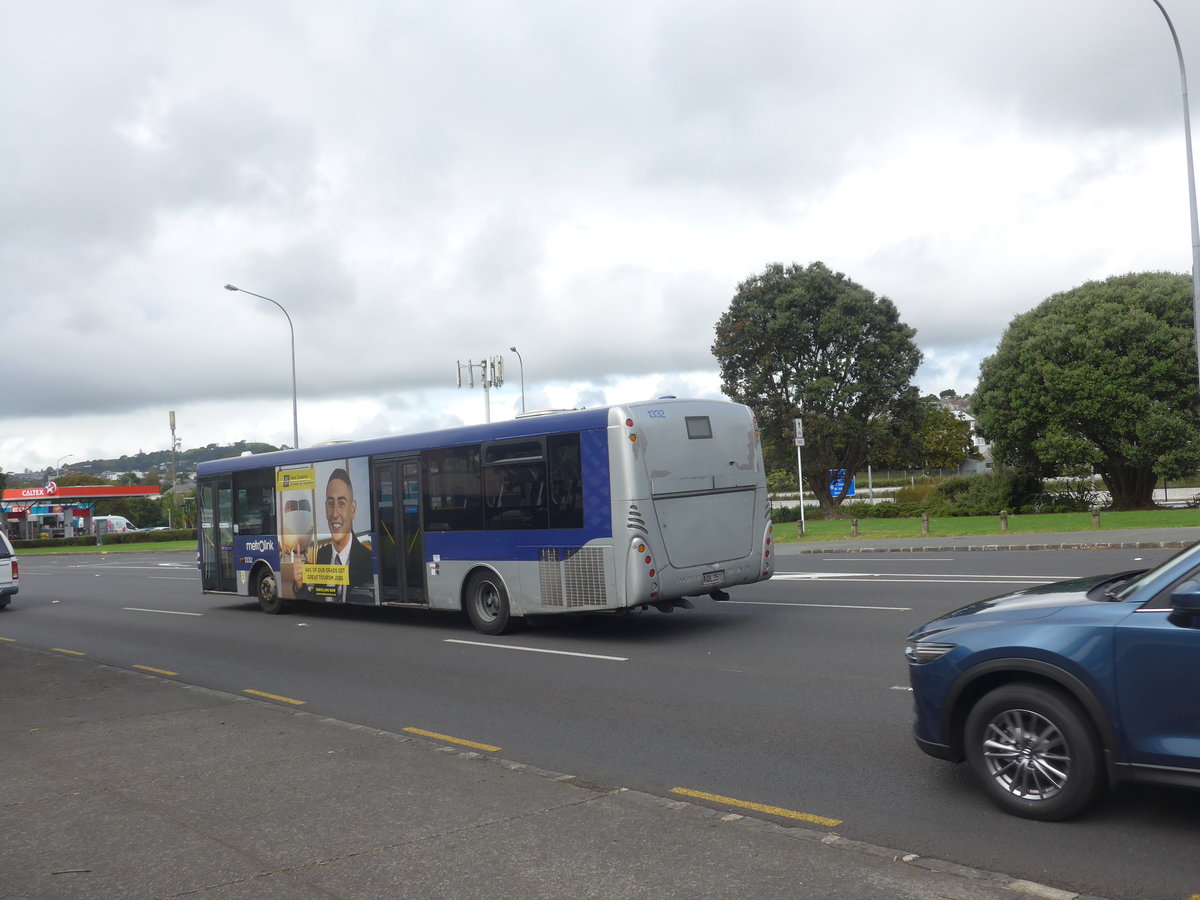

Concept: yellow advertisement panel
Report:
left=301, top=564, right=349, bottom=586
left=277, top=468, right=316, bottom=492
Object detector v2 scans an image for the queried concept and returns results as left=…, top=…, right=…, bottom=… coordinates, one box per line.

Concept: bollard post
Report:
left=797, top=519, right=805, bottom=538
left=1092, top=509, right=1100, bottom=528
left=851, top=518, right=859, bottom=537
left=921, top=513, right=929, bottom=535
left=1000, top=510, right=1008, bottom=532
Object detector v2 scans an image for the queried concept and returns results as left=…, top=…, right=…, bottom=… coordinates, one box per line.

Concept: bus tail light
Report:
left=628, top=536, right=659, bottom=601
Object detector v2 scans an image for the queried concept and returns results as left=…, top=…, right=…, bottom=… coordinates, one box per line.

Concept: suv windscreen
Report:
left=1117, top=541, right=1200, bottom=603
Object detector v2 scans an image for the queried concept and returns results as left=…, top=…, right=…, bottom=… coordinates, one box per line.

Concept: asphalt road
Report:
left=4, top=545, right=1198, bottom=900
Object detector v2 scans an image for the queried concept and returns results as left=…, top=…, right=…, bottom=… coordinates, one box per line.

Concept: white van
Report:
left=91, top=515, right=138, bottom=534
left=0, top=531, right=17, bottom=607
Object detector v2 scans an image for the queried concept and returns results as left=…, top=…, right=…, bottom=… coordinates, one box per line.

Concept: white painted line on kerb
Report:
left=729, top=600, right=911, bottom=611
left=444, top=639, right=628, bottom=661
left=123, top=608, right=203, bottom=616
left=796, top=578, right=1056, bottom=586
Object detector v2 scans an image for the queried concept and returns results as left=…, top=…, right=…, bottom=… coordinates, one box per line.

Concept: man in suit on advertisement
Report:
left=294, top=466, right=373, bottom=601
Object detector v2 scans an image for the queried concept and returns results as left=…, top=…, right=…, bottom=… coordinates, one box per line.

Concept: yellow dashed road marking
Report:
left=404, top=727, right=501, bottom=752
left=243, top=689, right=306, bottom=706
left=670, top=787, right=842, bottom=827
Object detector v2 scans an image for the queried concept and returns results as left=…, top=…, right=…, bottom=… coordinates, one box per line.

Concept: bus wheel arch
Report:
left=463, top=567, right=516, bottom=635
left=253, top=563, right=287, bottom=615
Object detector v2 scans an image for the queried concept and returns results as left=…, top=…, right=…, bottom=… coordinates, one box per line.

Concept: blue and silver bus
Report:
left=196, top=396, right=774, bottom=633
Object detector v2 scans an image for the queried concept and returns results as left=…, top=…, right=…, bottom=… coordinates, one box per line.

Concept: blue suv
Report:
left=907, top=541, right=1200, bottom=820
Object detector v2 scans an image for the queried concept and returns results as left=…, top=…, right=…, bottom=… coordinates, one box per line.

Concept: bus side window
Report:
left=482, top=439, right=549, bottom=531
left=548, top=433, right=583, bottom=529
left=424, top=446, right=483, bottom=532
left=484, top=463, right=547, bottom=530
left=234, top=469, right=276, bottom=536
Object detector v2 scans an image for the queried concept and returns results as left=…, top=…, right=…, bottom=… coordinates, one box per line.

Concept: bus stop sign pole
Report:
left=794, top=417, right=805, bottom=536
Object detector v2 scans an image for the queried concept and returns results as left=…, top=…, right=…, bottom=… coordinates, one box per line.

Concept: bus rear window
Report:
left=685, top=416, right=713, bottom=439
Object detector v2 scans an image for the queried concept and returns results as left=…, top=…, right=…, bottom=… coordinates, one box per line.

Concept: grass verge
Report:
left=783, top=509, right=1200, bottom=543
left=16, top=540, right=196, bottom=555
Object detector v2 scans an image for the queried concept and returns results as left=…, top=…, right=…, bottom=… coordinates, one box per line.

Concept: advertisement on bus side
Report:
left=276, top=457, right=375, bottom=603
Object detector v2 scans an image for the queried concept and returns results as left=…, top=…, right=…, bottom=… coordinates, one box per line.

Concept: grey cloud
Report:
left=4, top=0, right=1197, bottom=471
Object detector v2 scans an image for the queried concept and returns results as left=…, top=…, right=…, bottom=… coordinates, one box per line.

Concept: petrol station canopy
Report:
left=2, top=482, right=161, bottom=518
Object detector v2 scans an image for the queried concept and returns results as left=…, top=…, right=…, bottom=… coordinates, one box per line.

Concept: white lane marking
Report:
left=891, top=685, right=913, bottom=692
left=773, top=573, right=1059, bottom=584
left=822, top=557, right=957, bottom=562
left=65, top=566, right=192, bottom=573
left=729, top=600, right=911, bottom=611
left=147, top=576, right=197, bottom=581
left=444, top=639, right=628, bottom=661
left=123, top=608, right=203, bottom=616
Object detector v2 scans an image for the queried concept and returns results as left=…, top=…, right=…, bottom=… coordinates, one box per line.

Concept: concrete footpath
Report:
left=8, top=532, right=1189, bottom=900
left=1, top=647, right=1111, bottom=900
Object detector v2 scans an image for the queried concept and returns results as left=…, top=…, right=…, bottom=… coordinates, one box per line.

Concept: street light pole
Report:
left=1150, top=0, right=1200, bottom=389
left=224, top=284, right=300, bottom=449
left=509, top=345, right=526, bottom=413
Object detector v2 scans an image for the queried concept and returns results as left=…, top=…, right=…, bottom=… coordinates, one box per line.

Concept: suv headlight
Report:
left=905, top=641, right=956, bottom=664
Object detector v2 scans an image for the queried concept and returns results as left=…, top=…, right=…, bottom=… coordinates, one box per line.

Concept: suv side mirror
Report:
left=1170, top=580, right=1200, bottom=616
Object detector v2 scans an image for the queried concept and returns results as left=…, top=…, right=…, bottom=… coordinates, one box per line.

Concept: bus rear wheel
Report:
left=255, top=568, right=287, bottom=615
left=465, top=571, right=514, bottom=635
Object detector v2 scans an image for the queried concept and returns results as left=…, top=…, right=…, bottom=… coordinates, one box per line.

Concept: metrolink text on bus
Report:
left=196, top=397, right=775, bottom=634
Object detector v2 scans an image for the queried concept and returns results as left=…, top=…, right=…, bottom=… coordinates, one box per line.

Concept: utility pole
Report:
left=169, top=411, right=180, bottom=529
left=456, top=356, right=504, bottom=423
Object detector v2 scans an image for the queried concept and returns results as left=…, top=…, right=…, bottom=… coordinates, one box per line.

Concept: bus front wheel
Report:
left=255, top=568, right=287, bottom=615
left=465, top=571, right=513, bottom=635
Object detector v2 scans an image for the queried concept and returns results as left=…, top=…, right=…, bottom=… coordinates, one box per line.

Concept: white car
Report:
left=0, top=532, right=17, bottom=608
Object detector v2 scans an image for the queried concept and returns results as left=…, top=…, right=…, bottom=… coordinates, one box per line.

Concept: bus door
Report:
left=198, top=477, right=236, bottom=592
left=372, top=457, right=427, bottom=603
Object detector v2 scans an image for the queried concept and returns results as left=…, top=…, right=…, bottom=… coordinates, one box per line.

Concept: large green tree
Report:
left=874, top=397, right=977, bottom=471
left=973, top=271, right=1200, bottom=509
left=916, top=398, right=978, bottom=471
left=713, top=261, right=922, bottom=512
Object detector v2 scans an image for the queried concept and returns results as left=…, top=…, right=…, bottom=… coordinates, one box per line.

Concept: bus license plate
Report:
left=703, top=570, right=724, bottom=586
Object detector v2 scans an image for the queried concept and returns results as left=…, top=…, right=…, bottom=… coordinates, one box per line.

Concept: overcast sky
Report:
left=4, top=0, right=1199, bottom=475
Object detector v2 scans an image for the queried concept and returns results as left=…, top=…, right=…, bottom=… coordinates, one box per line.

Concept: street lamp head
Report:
left=224, top=284, right=239, bottom=292
left=510, top=345, right=517, bottom=352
